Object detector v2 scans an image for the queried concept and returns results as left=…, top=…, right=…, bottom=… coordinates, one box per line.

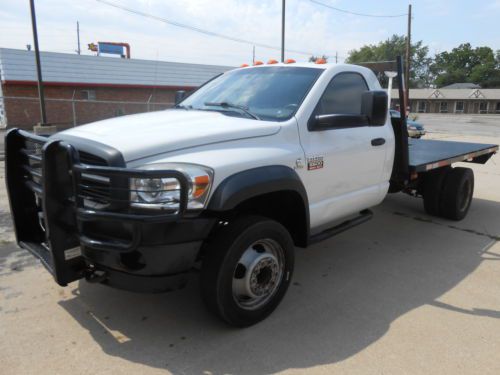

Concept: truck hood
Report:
left=55, top=109, right=281, bottom=162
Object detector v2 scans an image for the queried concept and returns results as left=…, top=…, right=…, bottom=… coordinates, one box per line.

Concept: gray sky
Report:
left=0, top=0, right=499, bottom=65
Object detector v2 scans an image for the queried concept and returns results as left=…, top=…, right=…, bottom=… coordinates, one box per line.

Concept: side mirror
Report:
left=175, top=90, right=187, bottom=105
left=361, top=90, right=388, bottom=126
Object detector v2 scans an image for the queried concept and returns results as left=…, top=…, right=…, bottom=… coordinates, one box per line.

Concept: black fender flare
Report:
left=207, top=165, right=310, bottom=235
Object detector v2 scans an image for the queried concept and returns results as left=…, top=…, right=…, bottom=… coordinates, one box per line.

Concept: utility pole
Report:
left=252, top=45, right=255, bottom=64
left=281, top=0, right=285, bottom=62
left=76, top=21, right=81, bottom=55
left=29, top=0, right=47, bottom=126
left=335, top=51, right=338, bottom=64
left=405, top=3, right=412, bottom=115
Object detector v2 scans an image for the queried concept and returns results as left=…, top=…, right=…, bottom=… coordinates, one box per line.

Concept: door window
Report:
left=317, top=73, right=369, bottom=115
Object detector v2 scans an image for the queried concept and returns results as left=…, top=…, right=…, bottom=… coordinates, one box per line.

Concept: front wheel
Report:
left=200, top=215, right=294, bottom=327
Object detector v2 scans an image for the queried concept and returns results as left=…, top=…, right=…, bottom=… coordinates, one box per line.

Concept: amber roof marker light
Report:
left=240, top=63, right=249, bottom=67
left=315, top=58, right=327, bottom=64
left=285, top=59, right=296, bottom=64
left=254, top=61, right=264, bottom=66
left=267, top=59, right=279, bottom=64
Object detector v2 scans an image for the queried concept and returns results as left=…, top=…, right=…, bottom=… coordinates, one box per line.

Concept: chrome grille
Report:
left=77, top=151, right=112, bottom=207
left=19, top=139, right=112, bottom=207
left=20, top=138, right=45, bottom=194
left=79, top=151, right=108, bottom=166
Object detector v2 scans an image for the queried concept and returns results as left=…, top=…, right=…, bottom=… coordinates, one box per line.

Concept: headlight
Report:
left=130, top=163, right=213, bottom=210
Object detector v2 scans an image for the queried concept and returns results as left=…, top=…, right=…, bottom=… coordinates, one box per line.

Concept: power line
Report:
left=309, top=0, right=408, bottom=18
left=95, top=0, right=322, bottom=56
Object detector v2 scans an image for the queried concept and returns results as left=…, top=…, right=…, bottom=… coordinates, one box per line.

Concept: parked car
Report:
left=390, top=109, right=426, bottom=138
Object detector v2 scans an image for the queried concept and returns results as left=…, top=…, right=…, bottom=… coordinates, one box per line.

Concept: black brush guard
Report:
left=5, top=128, right=190, bottom=286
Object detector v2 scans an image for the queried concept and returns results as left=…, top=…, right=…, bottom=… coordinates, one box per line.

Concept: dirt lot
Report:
left=1, top=125, right=499, bottom=374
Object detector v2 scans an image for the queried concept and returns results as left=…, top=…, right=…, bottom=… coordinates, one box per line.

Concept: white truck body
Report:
left=6, top=60, right=497, bottom=326
left=60, top=63, right=393, bottom=230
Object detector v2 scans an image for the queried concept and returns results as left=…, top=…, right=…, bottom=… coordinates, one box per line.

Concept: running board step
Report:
left=309, top=209, right=373, bottom=245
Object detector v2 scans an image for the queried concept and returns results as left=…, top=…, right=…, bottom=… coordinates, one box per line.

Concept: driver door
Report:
left=297, top=72, right=390, bottom=230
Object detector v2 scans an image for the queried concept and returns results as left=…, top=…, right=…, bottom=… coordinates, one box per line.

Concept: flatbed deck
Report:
left=408, top=138, right=498, bottom=173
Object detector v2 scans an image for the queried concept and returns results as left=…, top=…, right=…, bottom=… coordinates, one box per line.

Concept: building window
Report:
left=439, top=102, right=448, bottom=113
left=479, top=102, right=488, bottom=114
left=455, top=101, right=464, bottom=113
left=81, top=90, right=96, bottom=101
left=496, top=102, right=500, bottom=113
left=417, top=101, right=426, bottom=113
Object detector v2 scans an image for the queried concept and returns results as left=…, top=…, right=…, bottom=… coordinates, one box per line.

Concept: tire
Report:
left=440, top=167, right=474, bottom=221
left=422, top=167, right=450, bottom=216
left=200, top=215, right=294, bottom=327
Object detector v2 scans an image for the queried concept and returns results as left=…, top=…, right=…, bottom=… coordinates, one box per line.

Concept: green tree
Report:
left=430, top=44, right=500, bottom=88
left=346, top=35, right=432, bottom=88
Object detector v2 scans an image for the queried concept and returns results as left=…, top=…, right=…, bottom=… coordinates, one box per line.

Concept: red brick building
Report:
left=0, top=48, right=231, bottom=130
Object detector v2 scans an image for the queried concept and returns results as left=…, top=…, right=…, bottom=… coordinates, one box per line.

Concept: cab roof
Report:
left=234, top=61, right=376, bottom=76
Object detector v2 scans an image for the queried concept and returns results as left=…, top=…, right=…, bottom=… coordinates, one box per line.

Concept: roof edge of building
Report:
left=2, top=79, right=197, bottom=90
left=0, top=47, right=234, bottom=70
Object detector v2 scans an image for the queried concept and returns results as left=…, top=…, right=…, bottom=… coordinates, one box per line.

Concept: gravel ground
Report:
left=414, top=114, right=500, bottom=137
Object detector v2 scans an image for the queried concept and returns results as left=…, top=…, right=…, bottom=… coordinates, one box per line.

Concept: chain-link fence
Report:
left=0, top=95, right=175, bottom=130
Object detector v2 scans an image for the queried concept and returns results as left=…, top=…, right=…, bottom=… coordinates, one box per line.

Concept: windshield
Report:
left=180, top=66, right=323, bottom=121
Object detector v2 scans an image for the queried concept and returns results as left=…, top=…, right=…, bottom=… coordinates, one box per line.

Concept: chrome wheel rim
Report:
left=232, top=238, right=284, bottom=310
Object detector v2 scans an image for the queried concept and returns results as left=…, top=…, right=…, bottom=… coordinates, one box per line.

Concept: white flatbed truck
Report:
left=5, top=57, right=498, bottom=326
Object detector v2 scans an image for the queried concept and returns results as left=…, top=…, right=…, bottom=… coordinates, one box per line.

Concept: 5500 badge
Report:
left=307, top=156, right=324, bottom=170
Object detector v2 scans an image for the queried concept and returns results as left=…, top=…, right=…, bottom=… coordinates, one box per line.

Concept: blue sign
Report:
left=98, top=43, right=124, bottom=55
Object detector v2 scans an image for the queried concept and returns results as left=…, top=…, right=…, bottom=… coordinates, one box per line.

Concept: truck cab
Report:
left=5, top=60, right=497, bottom=327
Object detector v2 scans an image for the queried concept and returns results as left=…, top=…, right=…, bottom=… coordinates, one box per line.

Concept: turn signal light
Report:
left=267, top=59, right=278, bottom=64
left=254, top=61, right=264, bottom=65
left=193, top=175, right=210, bottom=198
left=285, top=59, right=296, bottom=64
left=315, top=58, right=327, bottom=64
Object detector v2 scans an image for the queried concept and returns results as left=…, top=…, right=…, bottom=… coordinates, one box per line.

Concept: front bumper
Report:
left=5, top=128, right=215, bottom=292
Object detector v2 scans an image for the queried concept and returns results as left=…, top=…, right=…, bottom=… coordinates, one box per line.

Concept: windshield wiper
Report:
left=174, top=104, right=192, bottom=110
left=204, top=102, right=260, bottom=120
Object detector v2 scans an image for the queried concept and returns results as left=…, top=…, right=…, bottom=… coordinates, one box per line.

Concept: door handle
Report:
left=371, top=138, right=386, bottom=146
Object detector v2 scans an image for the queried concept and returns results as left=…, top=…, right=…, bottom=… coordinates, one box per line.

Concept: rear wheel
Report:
left=200, top=215, right=294, bottom=327
left=440, top=167, right=474, bottom=221
left=422, top=167, right=450, bottom=216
